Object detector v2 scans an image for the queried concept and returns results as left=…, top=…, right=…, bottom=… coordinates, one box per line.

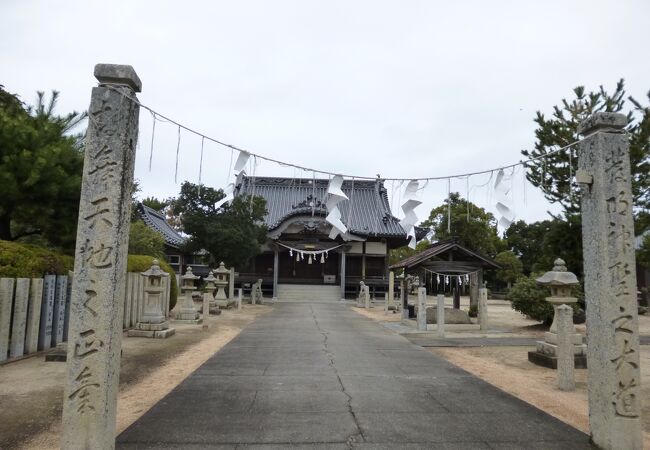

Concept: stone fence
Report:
left=0, top=272, right=171, bottom=363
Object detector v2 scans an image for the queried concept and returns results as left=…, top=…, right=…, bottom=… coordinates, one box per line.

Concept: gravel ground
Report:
left=0, top=304, right=270, bottom=450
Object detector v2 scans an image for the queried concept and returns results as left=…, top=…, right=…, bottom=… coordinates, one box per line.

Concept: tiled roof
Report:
left=137, top=203, right=187, bottom=248
left=236, top=176, right=425, bottom=240
left=389, top=239, right=500, bottom=270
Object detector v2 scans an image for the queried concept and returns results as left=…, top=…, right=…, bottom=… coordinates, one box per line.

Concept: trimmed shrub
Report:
left=509, top=275, right=553, bottom=324
left=127, top=254, right=178, bottom=310
left=509, top=274, right=583, bottom=325
left=0, top=240, right=73, bottom=277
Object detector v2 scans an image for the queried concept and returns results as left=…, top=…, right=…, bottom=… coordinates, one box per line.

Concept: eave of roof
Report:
left=389, top=239, right=500, bottom=270
left=137, top=203, right=187, bottom=249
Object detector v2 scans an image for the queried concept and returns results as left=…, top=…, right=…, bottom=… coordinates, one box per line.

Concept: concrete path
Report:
left=117, top=303, right=594, bottom=449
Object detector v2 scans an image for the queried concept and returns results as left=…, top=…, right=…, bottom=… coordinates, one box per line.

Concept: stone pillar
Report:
left=364, top=284, right=370, bottom=309
left=10, top=278, right=29, bottom=358
left=578, top=112, right=642, bottom=449
left=401, top=278, right=409, bottom=319
left=388, top=271, right=395, bottom=308
left=417, top=287, right=427, bottom=331
left=237, top=288, right=242, bottom=311
left=340, top=251, right=346, bottom=301
left=361, top=242, right=366, bottom=280
left=478, top=287, right=488, bottom=331
left=469, top=272, right=479, bottom=309
left=62, top=64, right=141, bottom=449
left=229, top=267, right=235, bottom=301
left=557, top=304, right=575, bottom=391
left=272, top=249, right=279, bottom=302
left=24, top=278, right=44, bottom=354
left=436, top=294, right=445, bottom=338
left=452, top=285, right=460, bottom=309
left=0, top=278, right=15, bottom=362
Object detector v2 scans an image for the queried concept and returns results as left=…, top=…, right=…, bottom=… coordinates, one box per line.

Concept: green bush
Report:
left=509, top=275, right=553, bottom=324
left=0, top=240, right=73, bottom=277
left=127, top=254, right=178, bottom=310
left=509, top=274, right=582, bottom=325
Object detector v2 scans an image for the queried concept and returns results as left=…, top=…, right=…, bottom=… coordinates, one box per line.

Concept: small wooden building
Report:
left=234, top=176, right=424, bottom=300
left=389, top=238, right=499, bottom=308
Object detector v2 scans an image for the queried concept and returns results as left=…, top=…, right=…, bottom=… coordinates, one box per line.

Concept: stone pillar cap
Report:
left=94, top=64, right=142, bottom=92
left=536, top=258, right=579, bottom=286
left=214, top=261, right=230, bottom=275
left=182, top=266, right=200, bottom=281
left=577, top=112, right=627, bottom=135
left=203, top=270, right=217, bottom=284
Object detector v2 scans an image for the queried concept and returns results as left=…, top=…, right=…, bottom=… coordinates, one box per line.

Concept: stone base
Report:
left=544, top=331, right=583, bottom=346
left=528, top=350, right=587, bottom=369
left=536, top=341, right=586, bottom=356
left=128, top=328, right=176, bottom=339
left=176, top=311, right=200, bottom=321
left=45, top=343, right=68, bottom=362
left=215, top=300, right=236, bottom=309
left=135, top=321, right=170, bottom=331
left=208, top=307, right=223, bottom=315
left=173, top=318, right=203, bottom=325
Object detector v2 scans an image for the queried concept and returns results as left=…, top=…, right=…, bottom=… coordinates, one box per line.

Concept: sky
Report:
left=2, top=0, right=649, bottom=230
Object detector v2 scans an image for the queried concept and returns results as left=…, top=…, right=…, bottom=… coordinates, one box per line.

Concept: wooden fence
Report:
left=0, top=272, right=171, bottom=363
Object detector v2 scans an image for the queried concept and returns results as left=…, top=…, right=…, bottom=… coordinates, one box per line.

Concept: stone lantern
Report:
left=175, top=266, right=201, bottom=323
left=203, top=269, right=217, bottom=307
left=128, top=259, right=175, bottom=338
left=213, top=262, right=232, bottom=308
left=528, top=258, right=587, bottom=368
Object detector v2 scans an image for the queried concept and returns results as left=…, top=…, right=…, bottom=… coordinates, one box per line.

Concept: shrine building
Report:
left=234, top=176, right=424, bottom=301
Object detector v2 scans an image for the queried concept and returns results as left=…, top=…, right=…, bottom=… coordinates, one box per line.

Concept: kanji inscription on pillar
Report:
left=578, top=112, right=642, bottom=450
left=62, top=64, right=141, bottom=450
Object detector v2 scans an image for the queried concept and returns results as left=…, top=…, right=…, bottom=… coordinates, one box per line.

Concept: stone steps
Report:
left=277, top=284, right=341, bottom=302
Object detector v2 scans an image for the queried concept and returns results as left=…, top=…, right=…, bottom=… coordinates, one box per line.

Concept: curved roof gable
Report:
left=236, top=176, right=424, bottom=239
left=137, top=203, right=186, bottom=248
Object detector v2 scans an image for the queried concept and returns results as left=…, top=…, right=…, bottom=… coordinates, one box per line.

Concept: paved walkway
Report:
left=117, top=303, right=593, bottom=449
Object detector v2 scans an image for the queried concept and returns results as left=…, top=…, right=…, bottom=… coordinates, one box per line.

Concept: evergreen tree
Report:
left=0, top=87, right=85, bottom=251
left=521, top=80, right=649, bottom=219
left=421, top=192, right=504, bottom=257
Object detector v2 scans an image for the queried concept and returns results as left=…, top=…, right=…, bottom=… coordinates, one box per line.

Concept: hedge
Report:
left=0, top=241, right=178, bottom=310
left=0, top=240, right=74, bottom=278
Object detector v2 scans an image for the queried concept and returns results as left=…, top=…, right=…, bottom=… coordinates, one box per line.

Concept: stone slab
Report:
left=0, top=278, right=15, bottom=362
left=10, top=278, right=30, bottom=358
left=544, top=331, right=583, bottom=345
left=37, top=275, right=56, bottom=351
left=127, top=328, right=176, bottom=339
left=536, top=341, right=586, bottom=356
left=51, top=275, right=67, bottom=346
left=135, top=321, right=170, bottom=331
left=24, top=278, right=43, bottom=354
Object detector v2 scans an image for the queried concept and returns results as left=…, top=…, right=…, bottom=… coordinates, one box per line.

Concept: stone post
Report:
left=578, top=112, right=642, bottom=449
left=417, top=287, right=427, bottom=331
left=436, top=294, right=445, bottom=338
left=272, top=249, right=279, bottom=302
left=61, top=64, right=141, bottom=449
left=237, top=288, right=242, bottom=311
left=478, top=287, right=488, bottom=331
left=229, top=267, right=235, bottom=301
left=340, top=251, right=346, bottom=301
left=364, top=284, right=370, bottom=309
left=556, top=304, right=575, bottom=391
left=469, top=272, right=479, bottom=310
left=388, top=271, right=395, bottom=308
left=401, top=278, right=409, bottom=319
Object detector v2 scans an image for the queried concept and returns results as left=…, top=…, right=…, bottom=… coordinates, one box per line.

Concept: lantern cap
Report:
left=214, top=261, right=230, bottom=274
left=204, top=270, right=217, bottom=283
left=182, top=265, right=200, bottom=281
left=536, top=258, right=579, bottom=286
left=141, top=259, right=169, bottom=278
